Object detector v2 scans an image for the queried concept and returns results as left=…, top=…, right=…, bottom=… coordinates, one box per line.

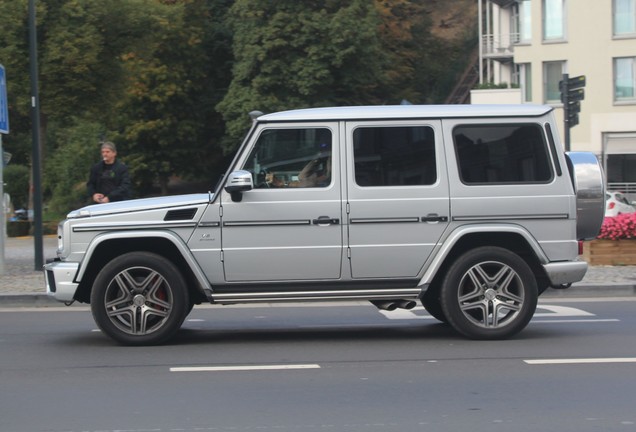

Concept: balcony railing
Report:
left=481, top=33, right=520, bottom=59
left=607, top=182, right=636, bottom=203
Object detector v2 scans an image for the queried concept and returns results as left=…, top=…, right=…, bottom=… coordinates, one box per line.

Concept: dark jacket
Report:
left=87, top=160, right=132, bottom=202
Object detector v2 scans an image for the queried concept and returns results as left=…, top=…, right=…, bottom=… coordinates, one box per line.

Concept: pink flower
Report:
left=597, top=213, right=636, bottom=240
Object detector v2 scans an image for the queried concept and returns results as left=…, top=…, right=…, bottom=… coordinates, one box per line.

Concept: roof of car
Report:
left=257, top=104, right=553, bottom=122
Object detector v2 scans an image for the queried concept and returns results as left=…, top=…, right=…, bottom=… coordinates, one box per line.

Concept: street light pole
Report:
left=29, top=0, right=43, bottom=270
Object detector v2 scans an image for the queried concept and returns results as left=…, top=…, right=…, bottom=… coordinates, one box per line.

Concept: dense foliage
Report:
left=0, top=0, right=476, bottom=217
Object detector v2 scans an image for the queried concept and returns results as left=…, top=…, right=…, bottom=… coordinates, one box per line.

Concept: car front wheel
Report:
left=440, top=247, right=537, bottom=340
left=90, top=252, right=189, bottom=346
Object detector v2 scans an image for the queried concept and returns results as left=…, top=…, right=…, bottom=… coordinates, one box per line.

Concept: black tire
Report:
left=90, top=252, right=189, bottom=346
left=440, top=247, right=538, bottom=340
left=421, top=286, right=447, bottom=323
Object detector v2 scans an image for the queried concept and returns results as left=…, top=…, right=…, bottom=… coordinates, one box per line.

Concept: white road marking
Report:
left=170, top=364, right=321, bottom=372
left=379, top=304, right=604, bottom=321
left=525, top=358, right=636, bottom=365
left=533, top=305, right=594, bottom=317
left=531, top=319, right=619, bottom=324
left=377, top=306, right=433, bottom=320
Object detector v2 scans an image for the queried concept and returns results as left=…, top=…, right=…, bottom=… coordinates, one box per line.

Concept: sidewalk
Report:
left=1, top=235, right=635, bottom=306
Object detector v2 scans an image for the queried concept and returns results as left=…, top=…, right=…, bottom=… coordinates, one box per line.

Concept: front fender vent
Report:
left=164, top=208, right=197, bottom=221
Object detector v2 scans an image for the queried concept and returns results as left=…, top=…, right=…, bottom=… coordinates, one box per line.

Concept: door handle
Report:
left=421, top=214, right=448, bottom=223
left=313, top=216, right=340, bottom=225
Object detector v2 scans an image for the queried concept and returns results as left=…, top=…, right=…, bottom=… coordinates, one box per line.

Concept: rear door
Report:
left=345, top=120, right=450, bottom=278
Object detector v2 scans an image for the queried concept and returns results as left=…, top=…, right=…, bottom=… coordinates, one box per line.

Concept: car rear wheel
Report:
left=440, top=247, right=537, bottom=340
left=91, top=252, right=189, bottom=346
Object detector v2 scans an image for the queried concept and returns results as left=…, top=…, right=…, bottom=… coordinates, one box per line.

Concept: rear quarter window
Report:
left=453, top=123, right=553, bottom=184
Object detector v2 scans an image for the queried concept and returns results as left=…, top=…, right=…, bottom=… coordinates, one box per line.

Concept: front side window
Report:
left=543, top=0, right=566, bottom=41
left=243, top=128, right=332, bottom=188
left=544, top=61, right=565, bottom=103
left=614, top=0, right=636, bottom=36
left=353, top=126, right=436, bottom=187
left=453, top=124, right=553, bottom=184
left=615, top=57, right=636, bottom=102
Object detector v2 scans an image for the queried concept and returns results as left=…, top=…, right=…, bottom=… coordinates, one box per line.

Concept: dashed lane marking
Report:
left=525, top=358, right=636, bottom=365
left=170, top=364, right=321, bottom=372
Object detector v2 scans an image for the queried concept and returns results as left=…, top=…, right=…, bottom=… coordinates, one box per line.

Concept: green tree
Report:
left=0, top=0, right=39, bottom=165
left=43, top=119, right=107, bottom=215
left=4, top=165, right=31, bottom=211
left=217, top=0, right=388, bottom=152
left=117, top=0, right=232, bottom=194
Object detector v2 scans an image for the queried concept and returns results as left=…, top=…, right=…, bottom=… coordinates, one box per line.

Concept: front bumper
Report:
left=44, top=259, right=80, bottom=302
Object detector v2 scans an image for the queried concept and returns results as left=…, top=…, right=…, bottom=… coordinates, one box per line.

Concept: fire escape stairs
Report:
left=445, top=47, right=482, bottom=105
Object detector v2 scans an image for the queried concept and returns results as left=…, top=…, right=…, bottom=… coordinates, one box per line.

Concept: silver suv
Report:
left=45, top=104, right=605, bottom=345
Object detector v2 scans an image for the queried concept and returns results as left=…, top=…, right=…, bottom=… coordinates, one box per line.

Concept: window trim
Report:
left=613, top=56, right=636, bottom=105
left=543, top=60, right=566, bottom=105
left=542, top=0, right=567, bottom=43
left=613, top=0, right=636, bottom=38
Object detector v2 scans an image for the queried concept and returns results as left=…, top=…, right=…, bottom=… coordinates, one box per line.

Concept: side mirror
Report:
left=224, top=170, right=254, bottom=194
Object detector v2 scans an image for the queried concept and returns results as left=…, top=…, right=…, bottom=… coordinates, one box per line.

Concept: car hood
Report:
left=67, top=193, right=213, bottom=219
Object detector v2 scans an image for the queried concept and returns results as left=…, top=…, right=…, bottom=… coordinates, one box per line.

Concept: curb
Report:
left=0, top=293, right=65, bottom=308
left=542, top=284, right=636, bottom=298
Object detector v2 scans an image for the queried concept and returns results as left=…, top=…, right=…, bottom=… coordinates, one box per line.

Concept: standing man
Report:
left=87, top=141, right=131, bottom=204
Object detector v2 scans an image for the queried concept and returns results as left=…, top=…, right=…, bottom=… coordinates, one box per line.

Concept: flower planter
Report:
left=582, top=239, right=636, bottom=266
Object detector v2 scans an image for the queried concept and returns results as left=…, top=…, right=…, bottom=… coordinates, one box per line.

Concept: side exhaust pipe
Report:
left=370, top=299, right=416, bottom=311
left=371, top=300, right=397, bottom=311
left=394, top=300, right=416, bottom=310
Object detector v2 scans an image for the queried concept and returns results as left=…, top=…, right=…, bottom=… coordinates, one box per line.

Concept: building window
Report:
left=513, top=0, right=532, bottom=43
left=615, top=57, right=636, bottom=102
left=543, top=0, right=566, bottom=41
left=544, top=61, right=565, bottom=103
left=614, top=0, right=636, bottom=36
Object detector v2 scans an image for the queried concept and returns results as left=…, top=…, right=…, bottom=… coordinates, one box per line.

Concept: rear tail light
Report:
left=578, top=241, right=584, bottom=255
left=608, top=202, right=615, bottom=210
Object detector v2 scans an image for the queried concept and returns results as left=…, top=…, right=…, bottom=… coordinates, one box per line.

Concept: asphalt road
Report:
left=1, top=299, right=635, bottom=432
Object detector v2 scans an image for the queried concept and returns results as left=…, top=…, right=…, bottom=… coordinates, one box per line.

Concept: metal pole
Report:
left=486, top=0, right=491, bottom=83
left=29, top=0, right=43, bottom=269
left=0, top=134, right=4, bottom=274
left=478, top=0, right=483, bottom=84
left=562, top=73, right=570, bottom=152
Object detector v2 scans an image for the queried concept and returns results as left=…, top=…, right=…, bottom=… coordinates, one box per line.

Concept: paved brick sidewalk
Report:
left=1, top=235, right=635, bottom=299
left=0, top=235, right=57, bottom=295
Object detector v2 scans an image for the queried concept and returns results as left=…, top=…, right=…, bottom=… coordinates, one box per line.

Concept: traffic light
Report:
left=560, top=74, right=585, bottom=128
left=560, top=74, right=585, bottom=151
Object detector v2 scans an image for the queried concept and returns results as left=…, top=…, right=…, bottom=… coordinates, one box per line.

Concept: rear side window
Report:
left=453, top=124, right=553, bottom=184
left=353, top=126, right=436, bottom=187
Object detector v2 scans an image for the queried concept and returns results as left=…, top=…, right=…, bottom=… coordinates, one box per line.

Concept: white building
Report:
left=471, top=0, right=636, bottom=197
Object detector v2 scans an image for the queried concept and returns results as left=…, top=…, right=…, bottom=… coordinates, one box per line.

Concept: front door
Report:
left=220, top=124, right=343, bottom=282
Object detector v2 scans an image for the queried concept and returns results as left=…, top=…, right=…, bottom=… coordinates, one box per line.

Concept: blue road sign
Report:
left=0, top=64, right=9, bottom=134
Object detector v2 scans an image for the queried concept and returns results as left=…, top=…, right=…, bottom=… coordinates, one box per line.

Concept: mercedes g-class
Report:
left=45, top=104, right=605, bottom=345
